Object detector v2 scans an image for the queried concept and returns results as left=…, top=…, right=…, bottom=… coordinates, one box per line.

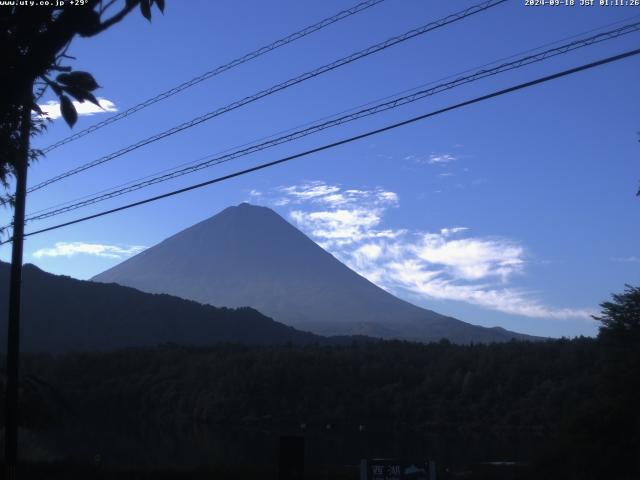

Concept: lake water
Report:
left=23, top=421, right=543, bottom=472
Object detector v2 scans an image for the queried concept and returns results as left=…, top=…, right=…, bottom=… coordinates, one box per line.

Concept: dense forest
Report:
left=1, top=286, right=638, bottom=479
left=11, top=339, right=599, bottom=432
left=0, top=340, right=636, bottom=478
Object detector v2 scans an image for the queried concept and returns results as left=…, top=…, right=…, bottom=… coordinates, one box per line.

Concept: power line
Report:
left=27, top=0, right=507, bottom=194
left=39, top=0, right=387, bottom=154
left=24, top=13, right=640, bottom=220
left=21, top=21, right=640, bottom=224
left=3, top=46, right=637, bottom=246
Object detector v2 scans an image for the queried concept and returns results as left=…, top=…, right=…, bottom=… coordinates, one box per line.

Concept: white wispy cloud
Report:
left=291, top=208, right=386, bottom=245
left=277, top=182, right=398, bottom=208
left=38, top=98, right=117, bottom=120
left=387, top=275, right=593, bottom=320
left=413, top=231, right=524, bottom=281
left=279, top=182, right=340, bottom=201
left=271, top=181, right=592, bottom=321
left=428, top=153, right=457, bottom=164
left=32, top=242, right=145, bottom=259
left=281, top=182, right=400, bottom=247
left=350, top=234, right=592, bottom=320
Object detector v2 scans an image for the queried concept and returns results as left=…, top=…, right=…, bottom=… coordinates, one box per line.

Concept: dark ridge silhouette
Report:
left=0, top=261, right=359, bottom=353
left=93, top=203, right=538, bottom=343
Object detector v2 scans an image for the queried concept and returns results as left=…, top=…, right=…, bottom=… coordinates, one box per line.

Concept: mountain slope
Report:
left=93, top=203, right=534, bottom=343
left=0, top=261, right=335, bottom=352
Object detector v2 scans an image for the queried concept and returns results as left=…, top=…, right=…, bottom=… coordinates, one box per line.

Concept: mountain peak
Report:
left=93, top=205, right=535, bottom=343
left=200, top=202, right=284, bottom=226
left=236, top=201, right=259, bottom=209
left=228, top=202, right=266, bottom=212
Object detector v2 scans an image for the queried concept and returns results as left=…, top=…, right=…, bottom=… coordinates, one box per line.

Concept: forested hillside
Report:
left=0, top=262, right=342, bottom=351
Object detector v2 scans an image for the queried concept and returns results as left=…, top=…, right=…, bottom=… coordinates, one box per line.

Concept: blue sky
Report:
left=1, top=0, right=639, bottom=338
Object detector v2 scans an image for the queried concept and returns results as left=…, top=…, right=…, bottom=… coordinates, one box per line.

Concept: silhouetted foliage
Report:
left=0, top=0, right=164, bottom=200
left=595, top=284, right=640, bottom=345
left=533, top=285, right=640, bottom=479
left=588, top=285, right=640, bottom=478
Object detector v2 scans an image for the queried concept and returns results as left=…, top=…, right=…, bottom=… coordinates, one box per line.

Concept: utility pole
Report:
left=4, top=85, right=33, bottom=480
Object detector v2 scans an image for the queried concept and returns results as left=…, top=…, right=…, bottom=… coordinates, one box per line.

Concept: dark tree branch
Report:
left=100, top=0, right=119, bottom=16
left=85, top=2, right=138, bottom=36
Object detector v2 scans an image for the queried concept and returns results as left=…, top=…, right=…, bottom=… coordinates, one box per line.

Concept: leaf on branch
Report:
left=0, top=194, right=16, bottom=208
left=31, top=103, right=44, bottom=115
left=140, top=0, right=152, bottom=21
left=60, top=95, right=78, bottom=128
left=76, top=9, right=102, bottom=36
left=62, top=85, right=101, bottom=107
left=48, top=81, right=63, bottom=97
left=154, top=0, right=165, bottom=13
left=30, top=149, right=44, bottom=162
left=51, top=65, right=73, bottom=72
left=56, top=71, right=100, bottom=91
